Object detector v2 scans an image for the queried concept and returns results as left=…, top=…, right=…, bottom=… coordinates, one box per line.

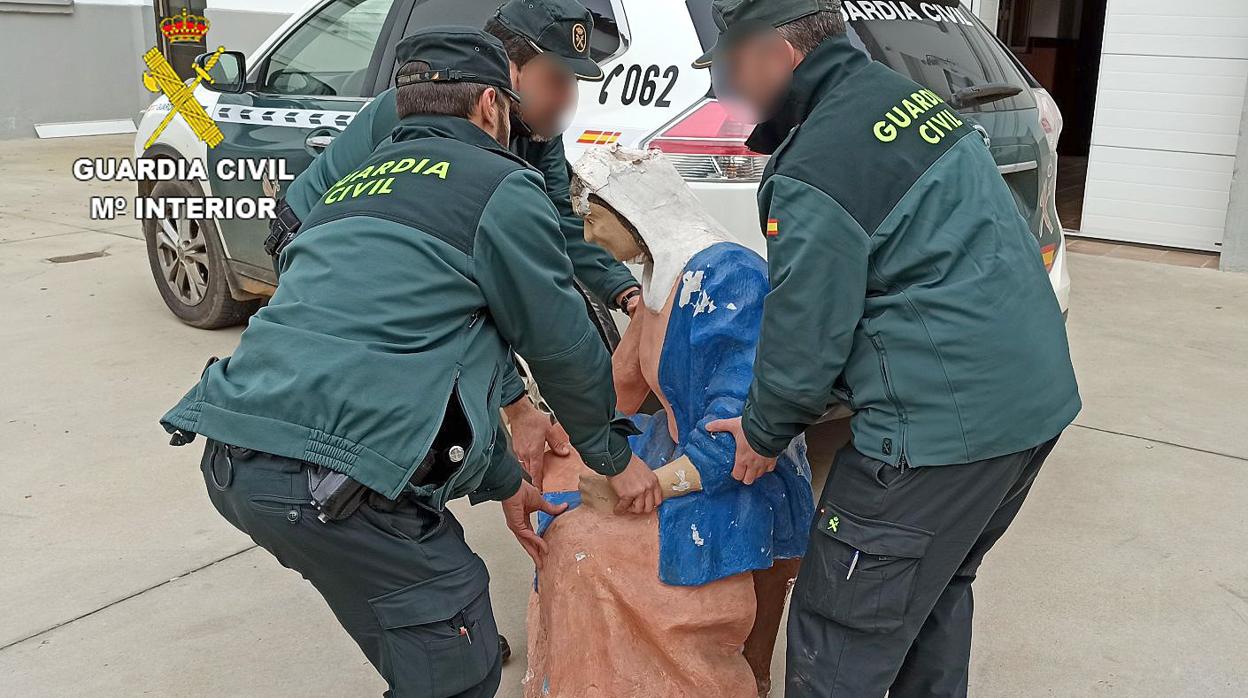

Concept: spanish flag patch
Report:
left=766, top=218, right=780, bottom=237
left=577, top=130, right=622, bottom=145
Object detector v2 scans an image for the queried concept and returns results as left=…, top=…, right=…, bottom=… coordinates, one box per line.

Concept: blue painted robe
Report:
left=542, top=242, right=813, bottom=587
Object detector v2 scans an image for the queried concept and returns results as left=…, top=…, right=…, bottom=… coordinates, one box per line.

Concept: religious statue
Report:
left=523, top=146, right=814, bottom=697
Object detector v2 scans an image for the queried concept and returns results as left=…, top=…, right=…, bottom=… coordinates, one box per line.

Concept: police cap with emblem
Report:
left=692, top=0, right=841, bottom=68
left=395, top=26, right=521, bottom=102
left=493, top=0, right=605, bottom=82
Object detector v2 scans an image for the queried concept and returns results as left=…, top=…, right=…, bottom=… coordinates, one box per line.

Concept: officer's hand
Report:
left=502, top=480, right=567, bottom=569
left=706, top=417, right=778, bottom=486
left=616, top=287, right=643, bottom=317
left=608, top=455, right=662, bottom=515
left=503, top=400, right=570, bottom=489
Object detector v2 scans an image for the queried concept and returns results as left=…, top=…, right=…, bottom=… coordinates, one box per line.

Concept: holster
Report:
left=307, top=466, right=371, bottom=522
left=263, top=199, right=303, bottom=258
left=307, top=443, right=460, bottom=523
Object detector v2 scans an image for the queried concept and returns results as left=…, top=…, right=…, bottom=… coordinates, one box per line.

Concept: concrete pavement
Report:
left=1, top=135, right=1246, bottom=696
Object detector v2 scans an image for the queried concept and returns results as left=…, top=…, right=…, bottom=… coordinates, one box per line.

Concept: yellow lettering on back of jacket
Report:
left=323, top=158, right=453, bottom=204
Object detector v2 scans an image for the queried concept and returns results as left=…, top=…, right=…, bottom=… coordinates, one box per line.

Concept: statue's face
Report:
left=583, top=201, right=648, bottom=264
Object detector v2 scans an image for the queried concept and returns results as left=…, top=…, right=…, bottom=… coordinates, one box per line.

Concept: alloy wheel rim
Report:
left=154, top=214, right=210, bottom=307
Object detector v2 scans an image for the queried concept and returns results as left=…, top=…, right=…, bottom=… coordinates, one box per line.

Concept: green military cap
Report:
left=395, top=26, right=521, bottom=101
left=692, top=0, right=841, bottom=68
left=494, top=0, right=605, bottom=82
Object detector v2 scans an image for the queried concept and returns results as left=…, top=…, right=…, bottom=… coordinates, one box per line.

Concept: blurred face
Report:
left=513, top=54, right=579, bottom=138
left=583, top=201, right=648, bottom=264
left=714, top=31, right=802, bottom=121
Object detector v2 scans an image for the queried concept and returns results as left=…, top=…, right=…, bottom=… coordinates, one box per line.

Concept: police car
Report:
left=136, top=0, right=1071, bottom=329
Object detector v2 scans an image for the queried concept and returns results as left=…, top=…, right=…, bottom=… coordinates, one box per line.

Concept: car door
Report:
left=208, top=0, right=406, bottom=282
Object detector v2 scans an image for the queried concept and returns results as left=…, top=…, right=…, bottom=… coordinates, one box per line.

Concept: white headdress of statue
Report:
left=572, top=146, right=731, bottom=312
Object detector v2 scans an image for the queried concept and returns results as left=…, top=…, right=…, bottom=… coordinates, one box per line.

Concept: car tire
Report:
left=143, top=179, right=261, bottom=329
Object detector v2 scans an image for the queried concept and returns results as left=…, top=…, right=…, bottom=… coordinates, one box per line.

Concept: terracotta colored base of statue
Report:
left=524, top=453, right=758, bottom=698
left=529, top=449, right=798, bottom=694
left=523, top=147, right=814, bottom=697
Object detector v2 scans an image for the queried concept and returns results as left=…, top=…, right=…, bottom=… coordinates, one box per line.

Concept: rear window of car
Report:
left=687, top=0, right=1033, bottom=113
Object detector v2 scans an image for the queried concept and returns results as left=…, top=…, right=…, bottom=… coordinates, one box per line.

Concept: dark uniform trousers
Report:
left=200, top=441, right=503, bottom=698
left=786, top=435, right=1061, bottom=697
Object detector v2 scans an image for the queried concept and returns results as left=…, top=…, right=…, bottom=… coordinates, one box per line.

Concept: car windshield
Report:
left=687, top=0, right=1033, bottom=113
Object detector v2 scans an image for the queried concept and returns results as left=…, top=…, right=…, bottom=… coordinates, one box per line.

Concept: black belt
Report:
left=215, top=442, right=460, bottom=522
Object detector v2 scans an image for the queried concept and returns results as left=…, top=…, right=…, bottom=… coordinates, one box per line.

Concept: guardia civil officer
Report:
left=695, top=2, right=1082, bottom=696
left=269, top=0, right=641, bottom=489
left=162, top=28, right=660, bottom=698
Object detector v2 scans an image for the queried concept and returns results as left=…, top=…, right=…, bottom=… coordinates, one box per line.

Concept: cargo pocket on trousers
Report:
left=801, top=505, right=933, bottom=633
left=369, top=558, right=498, bottom=697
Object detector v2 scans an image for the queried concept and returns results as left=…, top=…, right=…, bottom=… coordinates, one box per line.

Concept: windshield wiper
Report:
left=951, top=83, right=1023, bottom=109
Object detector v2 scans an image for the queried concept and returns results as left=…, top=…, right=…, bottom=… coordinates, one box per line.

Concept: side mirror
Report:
left=194, top=50, right=247, bottom=93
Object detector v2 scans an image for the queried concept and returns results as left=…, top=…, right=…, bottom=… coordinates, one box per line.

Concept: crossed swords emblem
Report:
left=141, top=45, right=227, bottom=150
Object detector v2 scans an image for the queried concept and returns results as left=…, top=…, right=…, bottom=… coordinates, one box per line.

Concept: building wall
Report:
left=1081, top=0, right=1248, bottom=251
left=0, top=0, right=295, bottom=139
left=968, top=0, right=999, bottom=26
left=1223, top=73, right=1248, bottom=272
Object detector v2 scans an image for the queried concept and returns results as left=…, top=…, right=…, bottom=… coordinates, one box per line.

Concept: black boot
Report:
left=499, top=634, right=512, bottom=664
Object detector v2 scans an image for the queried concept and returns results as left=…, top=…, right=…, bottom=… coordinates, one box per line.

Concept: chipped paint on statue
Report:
left=525, top=147, right=813, bottom=698
left=572, top=146, right=813, bottom=585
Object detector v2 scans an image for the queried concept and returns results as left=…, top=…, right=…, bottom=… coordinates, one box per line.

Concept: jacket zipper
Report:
left=434, top=313, right=486, bottom=507
left=869, top=333, right=909, bottom=469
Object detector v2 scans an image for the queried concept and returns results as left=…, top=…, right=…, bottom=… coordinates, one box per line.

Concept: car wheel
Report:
left=143, top=179, right=261, bottom=329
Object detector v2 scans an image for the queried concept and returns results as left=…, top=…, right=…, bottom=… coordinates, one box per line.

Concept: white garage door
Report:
left=1082, top=0, right=1248, bottom=251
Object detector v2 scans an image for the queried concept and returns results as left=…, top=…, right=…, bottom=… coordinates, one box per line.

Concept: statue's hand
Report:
left=578, top=473, right=619, bottom=514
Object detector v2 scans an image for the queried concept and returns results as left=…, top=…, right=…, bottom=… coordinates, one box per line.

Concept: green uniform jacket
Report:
left=162, top=115, right=636, bottom=505
left=283, top=87, right=638, bottom=323
left=284, top=90, right=637, bottom=405
left=741, top=36, right=1081, bottom=467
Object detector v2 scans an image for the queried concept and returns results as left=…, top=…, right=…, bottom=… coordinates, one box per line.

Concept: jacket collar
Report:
left=508, top=112, right=534, bottom=146
left=746, top=34, right=872, bottom=155
left=391, top=114, right=503, bottom=151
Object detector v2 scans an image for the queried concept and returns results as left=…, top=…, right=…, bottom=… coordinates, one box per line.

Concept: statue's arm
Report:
left=682, top=253, right=771, bottom=495
left=580, top=455, right=702, bottom=513
left=612, top=311, right=650, bottom=414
